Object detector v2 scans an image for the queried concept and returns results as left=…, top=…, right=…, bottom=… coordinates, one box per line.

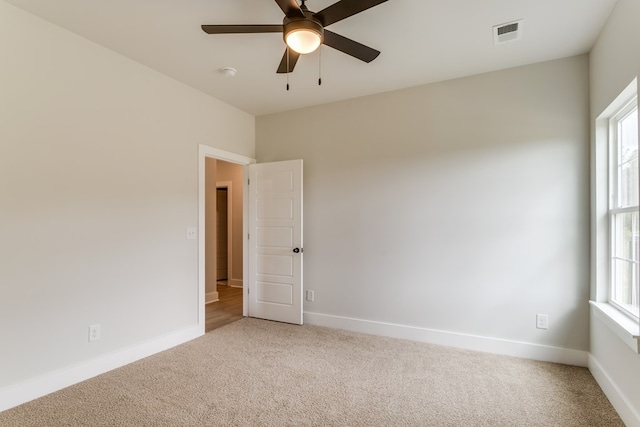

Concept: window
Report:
left=610, top=97, right=639, bottom=320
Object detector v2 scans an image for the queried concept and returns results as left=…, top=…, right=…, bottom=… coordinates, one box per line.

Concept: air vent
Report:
left=493, top=20, right=523, bottom=45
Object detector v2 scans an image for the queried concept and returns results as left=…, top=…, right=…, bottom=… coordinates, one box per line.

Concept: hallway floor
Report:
left=205, top=282, right=243, bottom=332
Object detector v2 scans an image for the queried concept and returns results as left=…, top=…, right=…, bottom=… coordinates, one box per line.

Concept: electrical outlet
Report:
left=306, top=290, right=314, bottom=302
left=536, top=314, right=549, bottom=330
left=186, top=227, right=197, bottom=240
left=89, top=324, right=101, bottom=342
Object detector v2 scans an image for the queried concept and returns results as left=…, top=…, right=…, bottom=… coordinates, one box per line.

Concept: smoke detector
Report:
left=493, top=20, right=523, bottom=45
left=220, top=67, right=237, bottom=78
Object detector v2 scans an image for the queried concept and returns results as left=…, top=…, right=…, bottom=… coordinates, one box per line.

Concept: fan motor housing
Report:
left=283, top=16, right=324, bottom=45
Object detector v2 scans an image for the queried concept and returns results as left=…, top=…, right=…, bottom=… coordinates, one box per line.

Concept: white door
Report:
left=248, top=159, right=303, bottom=325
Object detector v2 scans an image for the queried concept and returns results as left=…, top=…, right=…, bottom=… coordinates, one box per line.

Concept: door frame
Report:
left=198, top=144, right=255, bottom=331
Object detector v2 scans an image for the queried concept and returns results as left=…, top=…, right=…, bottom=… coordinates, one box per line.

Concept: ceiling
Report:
left=5, top=0, right=618, bottom=116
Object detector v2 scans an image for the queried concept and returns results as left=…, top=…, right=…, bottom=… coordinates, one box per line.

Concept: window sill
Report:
left=590, top=301, right=640, bottom=353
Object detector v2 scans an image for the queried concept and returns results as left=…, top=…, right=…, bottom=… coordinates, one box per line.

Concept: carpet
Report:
left=0, top=318, right=623, bottom=426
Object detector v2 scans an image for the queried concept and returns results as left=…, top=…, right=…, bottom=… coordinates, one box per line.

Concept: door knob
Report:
left=293, top=248, right=302, bottom=253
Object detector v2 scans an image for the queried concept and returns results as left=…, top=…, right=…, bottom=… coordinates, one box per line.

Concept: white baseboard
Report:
left=205, top=291, right=219, bottom=304
left=0, top=325, right=203, bottom=413
left=229, top=279, right=243, bottom=288
left=304, top=312, right=588, bottom=367
left=589, top=354, right=640, bottom=427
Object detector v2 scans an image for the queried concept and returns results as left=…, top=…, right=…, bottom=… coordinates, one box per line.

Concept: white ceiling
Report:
left=5, top=0, right=617, bottom=116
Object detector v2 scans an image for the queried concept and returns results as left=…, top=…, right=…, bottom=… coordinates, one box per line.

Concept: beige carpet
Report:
left=0, top=318, right=623, bottom=426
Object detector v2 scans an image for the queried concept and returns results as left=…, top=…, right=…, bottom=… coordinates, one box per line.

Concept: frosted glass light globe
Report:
left=285, top=29, right=321, bottom=54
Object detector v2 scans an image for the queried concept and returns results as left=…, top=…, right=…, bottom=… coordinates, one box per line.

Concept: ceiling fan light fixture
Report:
left=286, top=29, right=321, bottom=54
left=283, top=19, right=323, bottom=54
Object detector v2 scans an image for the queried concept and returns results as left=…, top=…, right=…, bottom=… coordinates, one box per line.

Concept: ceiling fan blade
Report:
left=274, top=0, right=305, bottom=18
left=314, top=0, right=388, bottom=27
left=323, top=30, right=380, bottom=63
left=276, top=49, right=301, bottom=73
left=201, top=24, right=283, bottom=34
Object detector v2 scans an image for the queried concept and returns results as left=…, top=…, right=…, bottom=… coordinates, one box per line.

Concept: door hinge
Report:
left=248, top=178, right=250, bottom=185
left=248, top=233, right=250, bottom=240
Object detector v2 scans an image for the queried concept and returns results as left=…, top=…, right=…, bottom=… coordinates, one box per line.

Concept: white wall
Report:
left=257, top=55, right=590, bottom=359
left=0, top=0, right=254, bottom=395
left=589, top=0, right=640, bottom=424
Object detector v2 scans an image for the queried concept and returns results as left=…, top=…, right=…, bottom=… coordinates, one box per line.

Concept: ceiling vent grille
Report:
left=493, top=20, right=523, bottom=45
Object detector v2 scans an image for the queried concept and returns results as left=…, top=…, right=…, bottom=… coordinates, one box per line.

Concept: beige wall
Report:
left=204, top=159, right=244, bottom=297
left=204, top=158, right=218, bottom=299
left=257, top=55, right=590, bottom=352
left=589, top=0, right=640, bottom=118
left=0, top=1, right=254, bottom=391
left=216, top=161, right=244, bottom=287
left=589, top=0, right=640, bottom=424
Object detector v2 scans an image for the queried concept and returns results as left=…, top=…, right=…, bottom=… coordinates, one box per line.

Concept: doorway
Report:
left=199, top=145, right=253, bottom=332
left=197, top=145, right=304, bottom=329
left=205, top=178, right=242, bottom=331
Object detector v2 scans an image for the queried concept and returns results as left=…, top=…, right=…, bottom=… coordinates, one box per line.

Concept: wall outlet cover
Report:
left=536, top=314, right=549, bottom=330
left=89, top=324, right=101, bottom=342
left=186, top=227, right=197, bottom=240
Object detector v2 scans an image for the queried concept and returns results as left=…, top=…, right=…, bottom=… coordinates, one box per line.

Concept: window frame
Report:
left=608, top=96, right=639, bottom=321
left=592, top=78, right=639, bottom=352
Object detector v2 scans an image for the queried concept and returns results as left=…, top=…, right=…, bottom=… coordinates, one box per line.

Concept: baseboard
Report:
left=0, top=325, right=203, bottom=413
left=589, top=354, right=640, bottom=427
left=229, top=279, right=243, bottom=288
left=304, top=312, right=588, bottom=367
left=205, top=291, right=219, bottom=304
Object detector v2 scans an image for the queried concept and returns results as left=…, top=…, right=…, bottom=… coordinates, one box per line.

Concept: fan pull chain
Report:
left=286, top=47, right=290, bottom=91
left=318, top=45, right=322, bottom=86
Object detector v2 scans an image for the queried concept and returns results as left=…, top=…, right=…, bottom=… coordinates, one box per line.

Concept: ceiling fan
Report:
left=201, top=0, right=388, bottom=74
